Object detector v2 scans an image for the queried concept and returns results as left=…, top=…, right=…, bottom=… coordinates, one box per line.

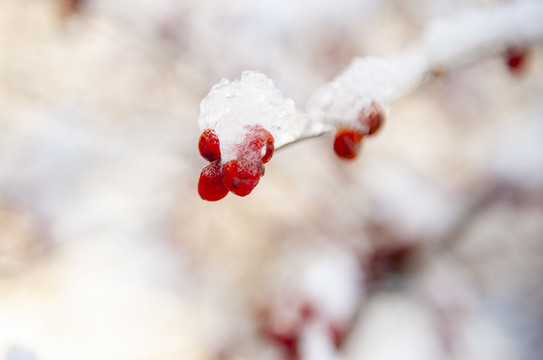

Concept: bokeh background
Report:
left=0, top=0, right=542, bottom=359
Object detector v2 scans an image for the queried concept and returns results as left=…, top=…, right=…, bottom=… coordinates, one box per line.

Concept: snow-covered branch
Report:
left=197, top=0, right=543, bottom=200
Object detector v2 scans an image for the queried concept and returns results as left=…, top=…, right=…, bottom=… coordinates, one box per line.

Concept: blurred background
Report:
left=0, top=0, right=542, bottom=359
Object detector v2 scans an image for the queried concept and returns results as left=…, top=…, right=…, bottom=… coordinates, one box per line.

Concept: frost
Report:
left=198, top=71, right=298, bottom=161
left=306, top=51, right=427, bottom=126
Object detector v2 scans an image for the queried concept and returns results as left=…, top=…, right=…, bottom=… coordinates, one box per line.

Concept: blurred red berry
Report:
left=299, top=302, right=316, bottom=321
left=365, top=244, right=418, bottom=285
left=259, top=310, right=301, bottom=360
left=359, top=103, right=384, bottom=135
left=367, top=110, right=384, bottom=135
left=198, top=160, right=228, bottom=201
left=198, top=129, right=221, bottom=162
left=59, top=0, right=85, bottom=18
left=241, top=124, right=275, bottom=163
left=505, top=46, right=529, bottom=75
left=333, top=127, right=364, bottom=160
left=269, top=331, right=299, bottom=360
left=223, top=158, right=263, bottom=196
left=329, top=323, right=347, bottom=349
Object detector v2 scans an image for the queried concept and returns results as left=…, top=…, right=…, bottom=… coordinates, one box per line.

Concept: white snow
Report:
left=306, top=51, right=426, bottom=126
left=344, top=293, right=445, bottom=360
left=300, top=321, right=342, bottom=360
left=198, top=71, right=298, bottom=161
left=300, top=249, right=363, bottom=326
left=422, top=0, right=543, bottom=70
left=488, top=113, right=543, bottom=192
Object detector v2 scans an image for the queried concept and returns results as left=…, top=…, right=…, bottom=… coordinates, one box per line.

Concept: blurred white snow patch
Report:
left=301, top=247, right=363, bottom=325
left=262, top=245, right=363, bottom=344
left=243, top=0, right=377, bottom=33
left=0, top=235, right=201, bottom=360
left=417, top=256, right=478, bottom=313
left=363, top=161, right=461, bottom=239
left=199, top=71, right=299, bottom=160
left=488, top=114, right=543, bottom=192
left=6, top=347, right=36, bottom=360
left=422, top=0, right=543, bottom=69
left=90, top=0, right=179, bottom=37
left=455, top=316, right=520, bottom=360
left=0, top=109, right=96, bottom=221
left=300, top=321, right=342, bottom=360
left=344, top=293, right=444, bottom=360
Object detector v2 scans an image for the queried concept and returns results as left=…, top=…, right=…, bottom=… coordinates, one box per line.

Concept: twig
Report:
left=199, top=1, right=543, bottom=151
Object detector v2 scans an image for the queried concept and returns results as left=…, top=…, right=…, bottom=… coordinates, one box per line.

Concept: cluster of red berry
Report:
left=198, top=125, right=274, bottom=201
left=333, top=103, right=384, bottom=160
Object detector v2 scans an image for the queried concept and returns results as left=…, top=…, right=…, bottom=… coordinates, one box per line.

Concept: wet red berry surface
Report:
left=223, top=158, right=263, bottom=196
left=198, top=129, right=221, bottom=162
left=333, top=127, right=364, bottom=160
left=198, top=160, right=228, bottom=201
left=241, top=124, right=275, bottom=163
left=197, top=125, right=275, bottom=199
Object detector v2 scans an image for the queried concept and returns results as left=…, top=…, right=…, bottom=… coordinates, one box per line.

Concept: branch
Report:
left=300, top=0, right=543, bottom=146
left=196, top=0, right=543, bottom=200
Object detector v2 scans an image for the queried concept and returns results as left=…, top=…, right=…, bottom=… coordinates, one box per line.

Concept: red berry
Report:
left=59, top=0, right=86, bottom=19
left=329, top=323, right=347, bottom=349
left=267, top=331, right=299, bottom=360
left=364, top=244, right=418, bottom=285
left=505, top=46, right=528, bottom=75
left=223, top=158, right=263, bottom=196
left=359, top=103, right=384, bottom=135
left=198, top=160, right=228, bottom=201
left=240, top=124, right=275, bottom=163
left=333, top=127, right=363, bottom=160
left=262, top=136, right=275, bottom=164
left=259, top=308, right=301, bottom=360
left=198, top=129, right=221, bottom=162
left=299, top=302, right=316, bottom=321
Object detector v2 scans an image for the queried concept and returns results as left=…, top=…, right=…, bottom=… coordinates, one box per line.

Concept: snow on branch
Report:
left=302, top=0, right=543, bottom=145
left=197, top=0, right=543, bottom=200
